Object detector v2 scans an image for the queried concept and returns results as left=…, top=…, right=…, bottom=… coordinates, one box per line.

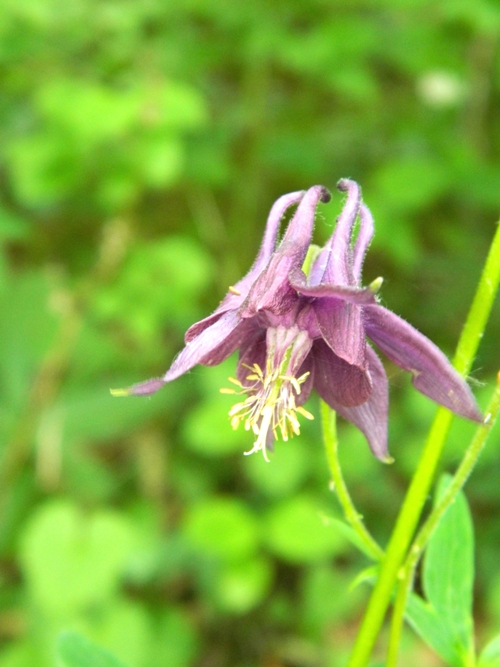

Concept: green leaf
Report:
left=182, top=497, right=259, bottom=562
left=264, top=496, right=347, bottom=564
left=407, top=593, right=462, bottom=667
left=406, top=474, right=475, bottom=666
left=213, top=556, right=273, bottom=614
left=56, top=631, right=129, bottom=667
left=182, top=394, right=248, bottom=457
left=148, top=609, right=200, bottom=667
left=479, top=634, right=500, bottom=667
left=302, top=565, right=365, bottom=634
left=0, top=206, right=30, bottom=241
left=19, top=500, right=136, bottom=615
left=326, top=518, right=379, bottom=560
left=56, top=383, right=176, bottom=445
left=0, top=272, right=59, bottom=411
left=349, top=565, right=380, bottom=591
left=242, top=438, right=310, bottom=496
left=424, top=475, right=475, bottom=653
left=85, top=599, right=152, bottom=667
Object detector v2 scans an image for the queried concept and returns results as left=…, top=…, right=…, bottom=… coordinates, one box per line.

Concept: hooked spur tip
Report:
left=319, top=187, right=331, bottom=204
left=336, top=178, right=352, bottom=193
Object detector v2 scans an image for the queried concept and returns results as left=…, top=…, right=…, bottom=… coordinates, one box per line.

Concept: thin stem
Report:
left=386, top=561, right=414, bottom=667
left=347, top=219, right=500, bottom=667
left=386, top=372, right=500, bottom=667
left=321, top=401, right=384, bottom=562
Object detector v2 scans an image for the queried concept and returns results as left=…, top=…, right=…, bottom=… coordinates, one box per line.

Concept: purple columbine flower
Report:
left=112, top=180, right=482, bottom=461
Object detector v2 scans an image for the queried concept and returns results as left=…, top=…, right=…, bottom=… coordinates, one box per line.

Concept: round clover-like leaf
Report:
left=214, top=556, right=273, bottom=614
left=242, top=439, right=310, bottom=497
left=182, top=394, right=248, bottom=457
left=264, top=495, right=347, bottom=564
left=182, top=497, right=259, bottom=562
left=19, top=500, right=135, bottom=614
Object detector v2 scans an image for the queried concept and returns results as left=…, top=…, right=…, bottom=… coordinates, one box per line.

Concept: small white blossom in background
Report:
left=417, top=70, right=467, bottom=108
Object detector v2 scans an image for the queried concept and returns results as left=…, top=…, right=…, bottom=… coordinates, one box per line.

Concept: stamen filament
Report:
left=222, top=356, right=313, bottom=459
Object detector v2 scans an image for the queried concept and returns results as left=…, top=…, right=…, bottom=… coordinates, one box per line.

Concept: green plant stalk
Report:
left=386, top=372, right=500, bottom=667
left=347, top=220, right=500, bottom=667
left=321, top=401, right=384, bottom=562
left=385, top=556, right=415, bottom=667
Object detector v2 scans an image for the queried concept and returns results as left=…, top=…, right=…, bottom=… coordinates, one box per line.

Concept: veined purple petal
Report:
left=112, top=377, right=167, bottom=397
left=353, top=204, right=374, bottom=283
left=237, top=330, right=267, bottom=387
left=364, top=305, right=483, bottom=422
left=312, top=339, right=372, bottom=408
left=308, top=242, right=331, bottom=287
left=122, top=310, right=250, bottom=396
left=185, top=191, right=305, bottom=343
left=185, top=311, right=224, bottom=343
left=313, top=298, right=366, bottom=367
left=258, top=191, right=306, bottom=269
left=318, top=346, right=390, bottom=461
left=280, top=185, right=331, bottom=253
left=240, top=186, right=330, bottom=318
left=289, top=268, right=377, bottom=304
left=166, top=310, right=246, bottom=380
left=317, top=179, right=361, bottom=287
left=217, top=190, right=307, bottom=306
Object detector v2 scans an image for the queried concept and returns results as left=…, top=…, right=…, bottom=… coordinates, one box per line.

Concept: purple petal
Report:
left=312, top=339, right=373, bottom=408
left=280, top=185, right=331, bottom=251
left=240, top=186, right=331, bottom=318
left=317, top=346, right=390, bottom=460
left=258, top=191, right=306, bottom=269
left=119, top=311, right=251, bottom=396
left=289, top=267, right=377, bottom=304
left=313, top=298, right=366, bottom=367
left=353, top=203, right=374, bottom=283
left=312, top=179, right=360, bottom=287
left=237, top=330, right=267, bottom=387
left=364, top=305, right=483, bottom=422
left=185, top=191, right=305, bottom=342
left=170, top=311, right=256, bottom=374
left=308, top=241, right=331, bottom=287
left=185, top=311, right=225, bottom=343
left=111, top=377, right=167, bottom=397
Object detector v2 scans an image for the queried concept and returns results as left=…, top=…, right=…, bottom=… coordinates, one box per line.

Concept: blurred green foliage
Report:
left=0, top=0, right=500, bottom=666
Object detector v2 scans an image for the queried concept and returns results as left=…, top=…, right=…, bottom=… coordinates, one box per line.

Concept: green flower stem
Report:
left=321, top=401, right=384, bottom=562
left=386, top=372, right=500, bottom=667
left=385, top=556, right=414, bottom=667
left=347, top=220, right=500, bottom=667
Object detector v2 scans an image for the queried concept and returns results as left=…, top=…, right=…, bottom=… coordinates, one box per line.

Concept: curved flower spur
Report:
left=112, top=180, right=483, bottom=461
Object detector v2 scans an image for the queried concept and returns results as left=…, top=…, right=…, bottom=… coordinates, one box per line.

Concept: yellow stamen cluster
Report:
left=220, top=361, right=313, bottom=461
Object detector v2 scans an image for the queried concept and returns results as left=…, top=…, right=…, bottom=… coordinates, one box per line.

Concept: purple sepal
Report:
left=126, top=377, right=166, bottom=396
left=364, top=305, right=483, bottom=422
left=317, top=346, right=390, bottom=460
left=312, top=339, right=373, bottom=408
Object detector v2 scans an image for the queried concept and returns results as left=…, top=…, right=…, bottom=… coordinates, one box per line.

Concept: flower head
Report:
left=113, top=180, right=482, bottom=460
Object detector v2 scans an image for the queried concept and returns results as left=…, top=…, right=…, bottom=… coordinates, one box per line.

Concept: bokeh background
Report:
left=1, top=1, right=500, bottom=666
